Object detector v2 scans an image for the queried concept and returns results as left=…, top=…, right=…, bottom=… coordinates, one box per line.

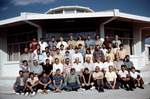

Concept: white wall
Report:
left=145, top=44, right=150, bottom=64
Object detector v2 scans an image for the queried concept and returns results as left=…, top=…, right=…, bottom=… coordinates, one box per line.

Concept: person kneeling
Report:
left=25, top=73, right=39, bottom=96
left=81, top=68, right=94, bottom=91
left=105, top=65, right=120, bottom=89
left=39, top=72, right=52, bottom=94
left=64, top=68, right=80, bottom=92
left=49, top=69, right=65, bottom=93
left=93, top=66, right=104, bottom=92
left=130, top=67, right=144, bottom=89
left=13, top=70, right=27, bottom=95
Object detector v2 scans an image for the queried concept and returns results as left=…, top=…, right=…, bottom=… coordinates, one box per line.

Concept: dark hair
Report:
left=55, top=58, right=59, bottom=61
left=121, top=65, right=126, bottom=68
left=19, top=70, right=23, bottom=73
left=45, top=47, right=49, bottom=49
left=65, top=58, right=70, bottom=61
left=36, top=44, right=40, bottom=47
left=56, top=48, right=60, bottom=51
left=46, top=51, right=50, bottom=54
left=77, top=35, right=83, bottom=40
left=84, top=68, right=89, bottom=72
left=74, top=47, right=78, bottom=50
left=29, top=72, right=34, bottom=76
left=131, top=67, right=135, bottom=70
left=86, top=48, right=91, bottom=54
left=56, top=68, right=60, bottom=72
left=60, top=44, right=64, bottom=47
left=107, top=47, right=111, bottom=50
left=119, top=44, right=123, bottom=47
left=95, top=45, right=100, bottom=51
left=37, top=49, right=40, bottom=52
left=78, top=44, right=82, bottom=46
left=22, top=60, right=27, bottom=63
left=65, top=51, right=69, bottom=54
left=51, top=36, right=55, bottom=39
left=70, top=68, right=75, bottom=72
left=95, top=35, right=100, bottom=39
left=46, top=59, right=50, bottom=62
left=40, top=38, right=44, bottom=41
left=125, top=55, right=130, bottom=58
left=69, top=35, right=73, bottom=38
left=87, top=35, right=91, bottom=37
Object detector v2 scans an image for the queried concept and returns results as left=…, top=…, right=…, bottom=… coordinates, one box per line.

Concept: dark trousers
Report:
left=64, top=83, right=80, bottom=91
left=119, top=79, right=133, bottom=89
left=105, top=81, right=121, bottom=89
left=15, top=86, right=26, bottom=93
left=82, top=85, right=92, bottom=90
left=39, top=85, right=49, bottom=90
left=95, top=79, right=104, bottom=87
left=26, top=82, right=38, bottom=92
left=130, top=77, right=144, bottom=86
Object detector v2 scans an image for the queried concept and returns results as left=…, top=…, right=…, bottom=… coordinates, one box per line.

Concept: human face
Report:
left=96, top=36, right=99, bottom=40
left=107, top=57, right=110, bottom=62
left=106, top=36, right=109, bottom=40
left=60, top=46, right=64, bottom=50
left=37, top=51, right=40, bottom=55
left=87, top=36, right=91, bottom=40
left=79, top=36, right=82, bottom=40
left=65, top=59, right=70, bottom=64
left=65, top=52, right=69, bottom=56
left=51, top=38, right=55, bottom=42
left=55, top=59, right=59, bottom=64
left=29, top=49, right=33, bottom=53
left=23, top=62, right=27, bottom=66
left=121, top=66, right=125, bottom=71
left=19, top=72, right=23, bottom=77
left=56, top=49, right=60, bottom=54
left=96, top=46, right=100, bottom=50
left=60, top=37, right=63, bottom=41
left=46, top=60, right=50, bottom=64
left=75, top=49, right=78, bottom=53
left=86, top=57, right=91, bottom=63
left=71, top=70, right=75, bottom=75
left=46, top=53, right=50, bottom=57
left=126, top=56, right=130, bottom=61
left=56, top=70, right=60, bottom=75
left=115, top=35, right=118, bottom=40
left=37, top=45, right=40, bottom=49
left=95, top=67, right=100, bottom=72
left=43, top=73, right=47, bottom=78
left=102, top=44, right=106, bottom=49
left=85, top=70, right=89, bottom=74
left=45, top=48, right=49, bottom=52
left=53, top=46, right=56, bottom=51
left=75, top=58, right=79, bottom=64
left=131, top=68, right=135, bottom=73
left=30, top=74, right=34, bottom=79
left=24, top=48, right=28, bottom=53
left=33, top=61, right=38, bottom=66
left=120, top=46, right=123, bottom=50
left=115, top=43, right=118, bottom=48
left=69, top=45, right=73, bottom=49
left=96, top=59, right=100, bottom=63
left=108, top=48, right=111, bottom=53
left=40, top=39, right=44, bottom=43
left=109, top=66, right=113, bottom=72
left=33, top=38, right=36, bottom=42
left=70, top=36, right=73, bottom=40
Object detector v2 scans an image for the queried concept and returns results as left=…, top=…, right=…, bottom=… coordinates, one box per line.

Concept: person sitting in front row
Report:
left=64, top=68, right=80, bottom=92
left=118, top=65, right=133, bottom=91
left=25, top=73, right=39, bottom=97
left=13, top=70, right=27, bottom=95
left=81, top=68, right=95, bottom=91
left=93, top=66, right=104, bottom=92
left=39, top=72, right=52, bottom=94
left=49, top=69, right=65, bottom=92
left=105, top=65, right=121, bottom=89
left=130, top=67, right=144, bottom=89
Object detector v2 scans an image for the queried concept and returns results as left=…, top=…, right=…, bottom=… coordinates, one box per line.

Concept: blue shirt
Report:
left=30, top=65, right=43, bottom=74
left=53, top=74, right=63, bottom=86
left=78, top=49, right=84, bottom=56
left=85, top=39, right=95, bottom=48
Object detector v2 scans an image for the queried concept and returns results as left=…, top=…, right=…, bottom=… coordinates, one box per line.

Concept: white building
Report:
left=0, top=6, right=150, bottom=77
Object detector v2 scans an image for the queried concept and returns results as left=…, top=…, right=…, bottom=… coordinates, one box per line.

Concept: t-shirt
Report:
left=40, top=77, right=51, bottom=84
left=93, top=72, right=103, bottom=78
left=94, top=62, right=105, bottom=71
left=43, top=64, right=53, bottom=75
left=117, top=49, right=127, bottom=59
left=53, top=74, right=63, bottom=86
left=78, top=49, right=85, bottom=56
left=113, top=61, right=124, bottom=70
left=130, top=71, right=141, bottom=78
left=53, top=63, right=63, bottom=74
left=83, top=73, right=93, bottom=83
left=83, top=62, right=94, bottom=72
left=27, top=77, right=39, bottom=86
left=124, top=61, right=133, bottom=69
left=72, top=63, right=84, bottom=74
left=105, top=71, right=117, bottom=81
left=30, top=65, right=43, bottom=74
left=118, top=70, right=128, bottom=78
left=39, top=41, right=48, bottom=51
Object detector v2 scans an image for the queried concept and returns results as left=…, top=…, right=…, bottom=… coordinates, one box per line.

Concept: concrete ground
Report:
left=0, top=84, right=150, bottom=99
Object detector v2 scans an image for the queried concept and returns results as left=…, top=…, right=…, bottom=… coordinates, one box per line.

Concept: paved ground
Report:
left=0, top=84, right=150, bottom=99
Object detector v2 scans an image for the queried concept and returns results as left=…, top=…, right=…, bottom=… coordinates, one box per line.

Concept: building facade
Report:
left=0, top=6, right=150, bottom=77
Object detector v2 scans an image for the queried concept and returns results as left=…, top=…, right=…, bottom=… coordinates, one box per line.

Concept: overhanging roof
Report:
left=0, top=9, right=150, bottom=27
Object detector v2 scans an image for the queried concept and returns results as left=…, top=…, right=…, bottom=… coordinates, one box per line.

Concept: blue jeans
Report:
left=15, top=86, right=26, bottom=93
left=64, top=83, right=80, bottom=91
left=48, top=84, right=65, bottom=90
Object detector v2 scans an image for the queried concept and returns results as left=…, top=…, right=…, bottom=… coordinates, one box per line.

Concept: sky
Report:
left=0, top=0, right=150, bottom=42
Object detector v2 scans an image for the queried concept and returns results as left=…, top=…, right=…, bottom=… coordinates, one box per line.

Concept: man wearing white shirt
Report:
left=39, top=38, right=48, bottom=53
left=72, top=58, right=84, bottom=75
left=42, top=47, right=50, bottom=58
left=43, top=52, right=53, bottom=65
left=94, top=58, right=105, bottom=71
left=56, top=36, right=68, bottom=49
left=103, top=56, right=114, bottom=72
left=72, top=48, right=83, bottom=64
left=83, top=57, right=94, bottom=72
left=53, top=58, right=63, bottom=75
left=60, top=44, right=66, bottom=57
left=34, top=49, right=43, bottom=65
left=118, top=65, right=133, bottom=91
left=100, top=43, right=107, bottom=56
left=130, top=67, right=144, bottom=89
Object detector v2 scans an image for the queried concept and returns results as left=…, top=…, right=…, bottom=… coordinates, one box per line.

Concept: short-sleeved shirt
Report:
left=78, top=49, right=85, bottom=56
left=105, top=71, right=117, bottom=81
left=124, top=61, right=133, bottom=69
left=85, top=39, right=95, bottom=48
left=93, top=50, right=104, bottom=62
left=93, top=72, right=103, bottom=78
left=53, top=54, right=64, bottom=63
left=130, top=71, right=141, bottom=78
left=68, top=40, right=76, bottom=48
left=83, top=62, right=94, bottom=72
left=30, top=65, right=43, bottom=74
left=118, top=70, right=128, bottom=78
left=94, top=62, right=105, bottom=71
left=113, top=61, right=124, bottom=70
left=53, top=63, right=63, bottom=74
left=27, top=77, right=39, bottom=86
left=40, top=77, right=51, bottom=84
left=117, top=49, right=127, bottom=59
left=43, top=64, right=53, bottom=75
left=83, top=73, right=93, bottom=83
left=49, top=41, right=57, bottom=50
left=53, top=74, right=63, bottom=86
left=103, top=62, right=114, bottom=72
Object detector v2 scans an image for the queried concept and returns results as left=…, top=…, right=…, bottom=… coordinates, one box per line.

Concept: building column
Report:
left=100, top=24, right=105, bottom=42
left=0, top=28, right=7, bottom=76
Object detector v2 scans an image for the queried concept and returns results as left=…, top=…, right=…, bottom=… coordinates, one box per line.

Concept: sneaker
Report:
left=90, top=86, right=95, bottom=90
left=129, top=88, right=134, bottom=91
left=25, top=92, right=29, bottom=97
left=30, top=92, right=36, bottom=97
left=21, top=93, right=25, bottom=95
left=15, top=92, right=20, bottom=96
left=81, top=88, right=85, bottom=91
left=139, top=86, right=144, bottom=89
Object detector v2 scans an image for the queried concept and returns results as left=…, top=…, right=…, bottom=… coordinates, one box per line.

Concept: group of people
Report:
left=13, top=34, right=144, bottom=96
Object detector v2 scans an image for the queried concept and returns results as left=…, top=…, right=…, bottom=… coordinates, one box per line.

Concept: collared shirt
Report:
left=105, top=52, right=115, bottom=62
left=33, top=49, right=42, bottom=56
left=63, top=63, right=72, bottom=74
left=53, top=54, right=64, bottom=63
left=78, top=49, right=85, bottom=56
left=53, top=63, right=63, bottom=74
left=76, top=40, right=85, bottom=49
left=56, top=41, right=68, bottom=49
left=39, top=41, right=48, bottom=51
left=27, top=77, right=39, bottom=86
left=85, top=39, right=95, bottom=48
left=60, top=49, right=66, bottom=56
left=43, top=56, right=53, bottom=64
left=83, top=62, right=94, bottom=72
left=104, top=61, right=114, bottom=72
left=49, top=41, right=57, bottom=50
left=117, top=49, right=127, bottom=59
left=67, top=40, right=76, bottom=48
left=124, top=61, right=133, bottom=69
left=30, top=65, right=43, bottom=74
left=53, top=74, right=63, bottom=86
left=72, top=53, right=83, bottom=64
left=34, top=54, right=44, bottom=64
left=105, top=71, right=117, bottom=81
left=72, top=63, right=83, bottom=74
left=94, top=62, right=105, bottom=71
left=113, top=60, right=124, bottom=70
left=40, top=76, right=51, bottom=84
left=95, top=39, right=103, bottom=47
left=20, top=77, right=24, bottom=86
left=100, top=48, right=108, bottom=56
left=130, top=71, right=141, bottom=78
left=118, top=70, right=128, bottom=78
left=112, top=40, right=121, bottom=47
left=65, top=73, right=80, bottom=85
left=93, top=50, right=104, bottom=62
left=85, top=54, right=93, bottom=63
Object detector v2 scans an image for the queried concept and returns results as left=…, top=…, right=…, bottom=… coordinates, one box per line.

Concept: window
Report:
left=76, top=9, right=84, bottom=13
left=7, top=24, right=37, bottom=61
left=55, top=10, right=63, bottom=14
left=65, top=9, right=75, bottom=14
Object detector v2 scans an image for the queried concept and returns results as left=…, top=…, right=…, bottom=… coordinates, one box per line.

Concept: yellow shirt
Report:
left=105, top=53, right=115, bottom=62
left=105, top=71, right=117, bottom=81
left=117, top=49, right=127, bottom=59
left=53, top=54, right=64, bottom=63
left=76, top=40, right=85, bottom=49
